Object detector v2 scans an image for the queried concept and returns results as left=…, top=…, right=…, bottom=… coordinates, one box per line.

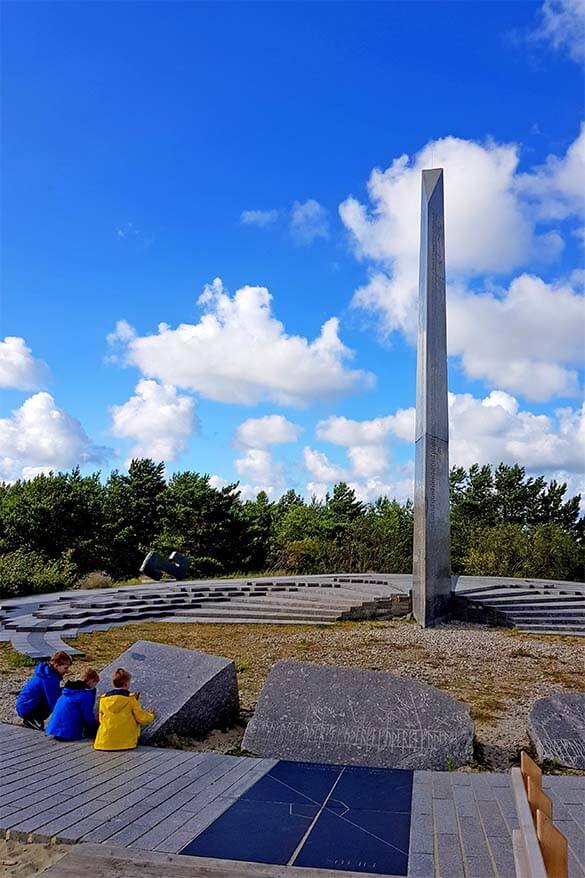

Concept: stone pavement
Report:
left=0, top=574, right=411, bottom=658
left=2, top=573, right=582, bottom=659
left=1, top=723, right=583, bottom=877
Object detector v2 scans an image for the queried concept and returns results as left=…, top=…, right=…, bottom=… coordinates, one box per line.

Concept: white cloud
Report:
left=0, top=392, right=109, bottom=481
left=0, top=337, right=49, bottom=391
left=235, top=414, right=302, bottom=448
left=517, top=123, right=585, bottom=219
left=240, top=209, right=279, bottom=227
left=341, top=135, right=534, bottom=280
left=317, top=409, right=415, bottom=445
left=347, top=445, right=390, bottom=478
left=235, top=447, right=283, bottom=484
left=306, top=481, right=329, bottom=501
left=340, top=129, right=585, bottom=400
left=107, top=320, right=136, bottom=345
left=449, top=391, right=585, bottom=473
left=117, top=222, right=138, bottom=240
left=209, top=474, right=229, bottom=491
left=303, top=446, right=346, bottom=482
left=210, top=472, right=282, bottom=502
left=530, top=0, right=585, bottom=63
left=239, top=483, right=282, bottom=501
left=448, top=274, right=583, bottom=400
left=105, top=320, right=137, bottom=364
left=233, top=447, right=286, bottom=500
left=348, top=475, right=414, bottom=505
left=290, top=199, right=329, bottom=244
left=111, top=277, right=373, bottom=407
left=308, top=391, right=584, bottom=503
left=111, top=379, right=196, bottom=464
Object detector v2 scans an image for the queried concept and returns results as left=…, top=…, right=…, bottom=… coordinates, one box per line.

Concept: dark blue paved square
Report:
left=242, top=759, right=339, bottom=806
left=332, top=765, right=413, bottom=813
left=180, top=760, right=413, bottom=873
left=294, top=806, right=411, bottom=875
left=180, top=799, right=318, bottom=864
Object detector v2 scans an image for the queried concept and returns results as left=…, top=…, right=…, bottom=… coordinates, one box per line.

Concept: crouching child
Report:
left=94, top=668, right=155, bottom=751
left=46, top=667, right=100, bottom=741
left=16, top=650, right=73, bottom=730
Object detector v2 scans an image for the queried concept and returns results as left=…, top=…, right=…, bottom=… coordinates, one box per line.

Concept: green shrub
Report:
left=0, top=550, right=77, bottom=598
left=275, top=538, right=326, bottom=574
left=190, top=556, right=224, bottom=577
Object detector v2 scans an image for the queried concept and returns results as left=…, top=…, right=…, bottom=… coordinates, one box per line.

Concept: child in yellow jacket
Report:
left=94, top=667, right=155, bottom=751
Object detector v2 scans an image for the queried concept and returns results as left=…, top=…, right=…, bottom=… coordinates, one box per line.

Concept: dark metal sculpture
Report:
left=140, top=550, right=189, bottom=581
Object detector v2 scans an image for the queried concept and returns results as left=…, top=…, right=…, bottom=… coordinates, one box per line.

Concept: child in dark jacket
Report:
left=45, top=668, right=100, bottom=741
left=16, top=650, right=72, bottom=730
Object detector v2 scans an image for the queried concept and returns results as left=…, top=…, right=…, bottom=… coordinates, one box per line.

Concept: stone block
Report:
left=242, top=660, right=473, bottom=769
left=528, top=692, right=585, bottom=769
left=97, top=640, right=239, bottom=743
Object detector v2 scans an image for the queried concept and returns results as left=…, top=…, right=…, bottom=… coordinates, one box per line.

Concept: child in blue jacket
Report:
left=46, top=668, right=100, bottom=741
left=16, top=650, right=72, bottom=730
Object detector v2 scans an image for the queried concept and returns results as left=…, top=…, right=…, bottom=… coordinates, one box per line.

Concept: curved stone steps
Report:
left=1, top=575, right=408, bottom=656
left=460, top=580, right=585, bottom=636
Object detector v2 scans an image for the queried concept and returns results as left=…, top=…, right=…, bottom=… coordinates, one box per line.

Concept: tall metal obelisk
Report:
left=412, top=169, right=451, bottom=627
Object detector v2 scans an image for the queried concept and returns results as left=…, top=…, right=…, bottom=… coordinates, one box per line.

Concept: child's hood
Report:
left=62, top=681, right=92, bottom=699
left=34, top=662, right=57, bottom=679
left=100, top=691, right=137, bottom=715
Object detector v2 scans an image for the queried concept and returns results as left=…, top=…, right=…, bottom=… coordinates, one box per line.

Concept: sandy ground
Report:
left=0, top=839, right=66, bottom=877
left=1, top=619, right=584, bottom=771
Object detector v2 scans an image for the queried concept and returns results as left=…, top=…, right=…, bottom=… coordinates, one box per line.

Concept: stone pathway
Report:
left=1, top=723, right=583, bottom=877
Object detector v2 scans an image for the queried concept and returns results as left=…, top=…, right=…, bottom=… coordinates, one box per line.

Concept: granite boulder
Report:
left=96, top=639, right=239, bottom=744
left=529, top=692, right=585, bottom=770
left=243, top=660, right=473, bottom=770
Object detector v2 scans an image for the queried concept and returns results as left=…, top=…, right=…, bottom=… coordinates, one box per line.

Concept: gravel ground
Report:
left=1, top=619, right=583, bottom=772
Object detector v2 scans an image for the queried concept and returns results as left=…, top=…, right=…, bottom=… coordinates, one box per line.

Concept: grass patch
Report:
left=471, top=697, right=508, bottom=724
left=0, top=644, right=36, bottom=674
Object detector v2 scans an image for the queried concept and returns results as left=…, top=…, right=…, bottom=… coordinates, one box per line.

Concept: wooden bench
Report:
left=512, top=752, right=568, bottom=878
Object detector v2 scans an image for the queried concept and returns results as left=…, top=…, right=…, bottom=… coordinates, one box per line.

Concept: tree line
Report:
left=0, top=459, right=582, bottom=597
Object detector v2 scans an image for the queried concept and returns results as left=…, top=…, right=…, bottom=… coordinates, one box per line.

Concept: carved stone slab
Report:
left=243, top=660, right=473, bottom=769
left=529, top=692, right=585, bottom=769
left=96, top=639, right=239, bottom=743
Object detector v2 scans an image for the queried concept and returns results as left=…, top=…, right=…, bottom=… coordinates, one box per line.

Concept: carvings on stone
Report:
left=243, top=661, right=474, bottom=770
left=529, top=692, right=585, bottom=769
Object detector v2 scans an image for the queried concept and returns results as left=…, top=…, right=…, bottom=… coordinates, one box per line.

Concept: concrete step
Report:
left=514, top=623, right=585, bottom=635
left=183, top=597, right=345, bottom=615
left=489, top=605, right=585, bottom=616
left=468, top=593, right=585, bottom=606
left=232, top=592, right=384, bottom=610
left=501, top=612, right=585, bottom=623
left=170, top=606, right=339, bottom=622
left=459, top=586, right=546, bottom=598
left=66, top=585, right=310, bottom=610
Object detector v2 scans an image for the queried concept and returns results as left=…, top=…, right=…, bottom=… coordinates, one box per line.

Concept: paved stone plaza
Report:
left=1, top=724, right=584, bottom=877
left=1, top=573, right=583, bottom=658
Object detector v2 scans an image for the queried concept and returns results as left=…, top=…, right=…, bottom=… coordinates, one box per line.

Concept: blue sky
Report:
left=1, top=0, right=584, bottom=502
